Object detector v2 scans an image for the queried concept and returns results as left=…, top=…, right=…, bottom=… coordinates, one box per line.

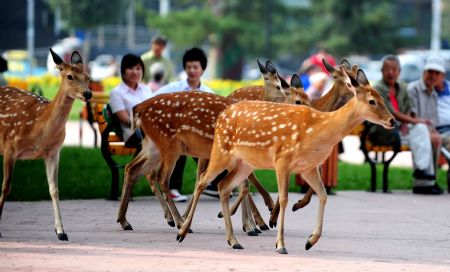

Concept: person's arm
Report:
left=109, top=90, right=130, bottom=126
left=392, top=110, right=431, bottom=126
left=115, top=110, right=130, bottom=126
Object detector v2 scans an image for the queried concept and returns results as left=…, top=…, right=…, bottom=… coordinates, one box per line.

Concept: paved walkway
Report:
left=1, top=192, right=449, bottom=271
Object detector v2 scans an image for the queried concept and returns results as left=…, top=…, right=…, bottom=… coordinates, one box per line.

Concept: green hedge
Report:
left=0, top=147, right=447, bottom=201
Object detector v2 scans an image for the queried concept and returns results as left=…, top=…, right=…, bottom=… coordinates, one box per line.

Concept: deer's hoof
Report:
left=259, top=224, right=269, bottom=231
left=218, top=212, right=223, bottom=218
left=176, top=233, right=185, bottom=242
left=123, top=224, right=133, bottom=230
left=188, top=228, right=193, bottom=233
left=305, top=240, right=313, bottom=250
left=57, top=232, right=69, bottom=241
left=246, top=229, right=259, bottom=236
left=168, top=221, right=175, bottom=228
left=232, top=243, right=244, bottom=249
left=255, top=228, right=262, bottom=234
left=277, top=247, right=288, bottom=254
left=269, top=221, right=277, bottom=228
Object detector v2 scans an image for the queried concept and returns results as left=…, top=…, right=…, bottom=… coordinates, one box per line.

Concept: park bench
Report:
left=354, top=122, right=450, bottom=193
left=89, top=92, right=137, bottom=200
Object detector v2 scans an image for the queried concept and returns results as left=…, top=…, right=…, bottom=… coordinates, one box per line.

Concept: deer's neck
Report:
left=324, top=97, right=363, bottom=143
left=41, top=88, right=74, bottom=128
left=312, top=84, right=353, bottom=112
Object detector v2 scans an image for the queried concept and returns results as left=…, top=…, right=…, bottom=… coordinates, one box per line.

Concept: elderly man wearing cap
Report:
left=367, top=55, right=438, bottom=195
left=141, top=35, right=175, bottom=84
left=407, top=55, right=449, bottom=194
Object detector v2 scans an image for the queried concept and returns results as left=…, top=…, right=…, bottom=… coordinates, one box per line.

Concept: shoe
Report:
left=202, top=184, right=220, bottom=198
left=326, top=186, right=337, bottom=195
left=413, top=169, right=436, bottom=180
left=412, top=184, right=443, bottom=195
left=169, top=189, right=188, bottom=202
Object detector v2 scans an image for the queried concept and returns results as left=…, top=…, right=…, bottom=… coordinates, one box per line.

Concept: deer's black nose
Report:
left=83, top=90, right=92, bottom=101
left=389, top=118, right=395, bottom=127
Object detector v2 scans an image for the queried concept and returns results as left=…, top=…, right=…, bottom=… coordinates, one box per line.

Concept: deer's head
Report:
left=257, top=58, right=286, bottom=103
left=50, top=48, right=92, bottom=102
left=281, top=74, right=311, bottom=106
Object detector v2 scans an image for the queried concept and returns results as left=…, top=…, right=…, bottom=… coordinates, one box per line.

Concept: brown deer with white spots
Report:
left=267, top=59, right=359, bottom=226
left=224, top=59, right=357, bottom=226
left=116, top=60, right=310, bottom=234
left=176, top=64, right=395, bottom=253
left=0, top=49, right=92, bottom=240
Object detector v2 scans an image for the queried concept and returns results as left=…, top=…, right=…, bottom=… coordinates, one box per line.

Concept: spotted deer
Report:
left=267, top=59, right=359, bottom=226
left=223, top=59, right=357, bottom=225
left=116, top=60, right=310, bottom=234
left=0, top=48, right=92, bottom=240
left=177, top=65, right=395, bottom=254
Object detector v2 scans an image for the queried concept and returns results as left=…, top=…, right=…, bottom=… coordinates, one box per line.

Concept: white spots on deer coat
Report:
left=306, top=127, right=313, bottom=134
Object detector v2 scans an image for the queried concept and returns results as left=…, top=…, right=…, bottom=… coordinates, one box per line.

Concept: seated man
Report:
left=372, top=55, right=442, bottom=194
left=407, top=55, right=449, bottom=194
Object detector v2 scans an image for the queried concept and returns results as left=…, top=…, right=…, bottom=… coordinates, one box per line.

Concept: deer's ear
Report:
left=50, top=48, right=64, bottom=67
left=290, top=74, right=303, bottom=88
left=356, top=69, right=370, bottom=86
left=265, top=60, right=277, bottom=74
left=257, top=58, right=267, bottom=74
left=280, top=75, right=290, bottom=89
left=340, top=58, right=351, bottom=70
left=71, top=51, right=83, bottom=65
left=322, top=58, right=335, bottom=73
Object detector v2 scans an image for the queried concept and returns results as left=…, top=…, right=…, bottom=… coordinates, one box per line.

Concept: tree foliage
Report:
left=289, top=0, right=404, bottom=57
left=46, top=0, right=125, bottom=29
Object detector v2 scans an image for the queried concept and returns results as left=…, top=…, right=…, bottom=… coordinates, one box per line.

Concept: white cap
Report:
left=424, top=55, right=446, bottom=73
left=150, top=62, right=165, bottom=75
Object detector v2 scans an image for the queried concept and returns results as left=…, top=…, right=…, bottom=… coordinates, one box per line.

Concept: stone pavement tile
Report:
left=1, top=192, right=449, bottom=272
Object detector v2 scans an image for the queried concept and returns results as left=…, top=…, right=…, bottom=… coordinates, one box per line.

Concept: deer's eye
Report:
left=276, top=86, right=281, bottom=90
left=369, top=99, right=376, bottom=105
left=68, top=75, right=74, bottom=80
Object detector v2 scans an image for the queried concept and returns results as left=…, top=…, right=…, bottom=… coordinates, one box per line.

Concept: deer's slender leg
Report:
left=177, top=155, right=237, bottom=242
left=301, top=168, right=327, bottom=250
left=145, top=170, right=175, bottom=227
left=0, top=153, right=16, bottom=238
left=292, top=187, right=314, bottom=211
left=269, top=197, right=280, bottom=228
left=217, top=163, right=254, bottom=249
left=158, top=151, right=185, bottom=229
left=247, top=173, right=274, bottom=211
left=238, top=181, right=260, bottom=236
left=274, top=161, right=290, bottom=254
left=183, top=158, right=209, bottom=220
left=44, top=152, right=67, bottom=241
left=247, top=193, right=269, bottom=231
left=117, top=139, right=160, bottom=230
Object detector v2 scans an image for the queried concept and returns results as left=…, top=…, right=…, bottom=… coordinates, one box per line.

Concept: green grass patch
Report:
left=1, top=147, right=447, bottom=201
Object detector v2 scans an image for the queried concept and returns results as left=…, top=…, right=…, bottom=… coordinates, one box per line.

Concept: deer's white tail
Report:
left=131, top=108, right=142, bottom=133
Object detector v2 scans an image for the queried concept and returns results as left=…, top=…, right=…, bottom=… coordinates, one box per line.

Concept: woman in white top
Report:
left=109, top=54, right=152, bottom=148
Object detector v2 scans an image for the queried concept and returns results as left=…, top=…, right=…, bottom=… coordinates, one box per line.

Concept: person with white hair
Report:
left=305, top=71, right=329, bottom=100
left=148, top=62, right=166, bottom=92
left=408, top=55, right=449, bottom=194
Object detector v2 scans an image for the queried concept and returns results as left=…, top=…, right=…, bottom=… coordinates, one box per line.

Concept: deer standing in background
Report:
left=0, top=49, right=92, bottom=240
left=177, top=65, right=395, bottom=253
left=116, top=60, right=310, bottom=234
